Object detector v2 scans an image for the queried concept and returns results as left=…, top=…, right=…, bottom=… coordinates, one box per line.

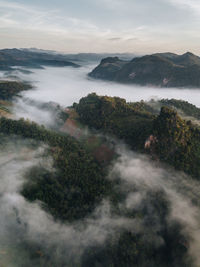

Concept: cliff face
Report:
left=89, top=52, right=200, bottom=87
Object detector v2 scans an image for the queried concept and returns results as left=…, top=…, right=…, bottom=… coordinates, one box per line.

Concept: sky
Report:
left=0, top=0, right=200, bottom=54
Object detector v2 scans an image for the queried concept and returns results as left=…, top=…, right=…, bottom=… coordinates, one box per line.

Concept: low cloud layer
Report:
left=4, top=64, right=200, bottom=133
left=8, top=65, right=200, bottom=109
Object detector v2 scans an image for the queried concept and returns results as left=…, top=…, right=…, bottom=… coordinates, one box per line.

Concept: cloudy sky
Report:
left=0, top=0, right=199, bottom=54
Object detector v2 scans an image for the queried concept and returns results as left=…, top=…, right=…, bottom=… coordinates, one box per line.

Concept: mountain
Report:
left=89, top=52, right=200, bottom=87
left=74, top=93, right=200, bottom=178
left=0, top=93, right=199, bottom=266
left=88, top=57, right=128, bottom=79
left=20, top=48, right=137, bottom=63
left=0, top=48, right=80, bottom=70
left=64, top=53, right=137, bottom=63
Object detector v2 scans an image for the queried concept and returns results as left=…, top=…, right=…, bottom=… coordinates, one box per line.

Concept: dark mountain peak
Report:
left=174, top=51, right=200, bottom=66
left=89, top=56, right=127, bottom=80
left=182, top=51, right=195, bottom=57
left=153, top=52, right=179, bottom=60
left=131, top=54, right=173, bottom=65
left=180, top=51, right=199, bottom=60
left=100, top=56, right=121, bottom=64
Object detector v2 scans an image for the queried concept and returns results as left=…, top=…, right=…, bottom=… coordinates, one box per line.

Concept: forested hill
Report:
left=89, top=52, right=200, bottom=87
left=0, top=116, right=111, bottom=222
left=0, top=95, right=198, bottom=266
left=0, top=80, right=31, bottom=100
left=0, top=48, right=80, bottom=70
left=74, top=93, right=200, bottom=178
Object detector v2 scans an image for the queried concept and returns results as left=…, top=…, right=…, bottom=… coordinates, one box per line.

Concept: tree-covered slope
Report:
left=152, top=107, right=200, bottom=177
left=0, top=80, right=31, bottom=100
left=75, top=93, right=200, bottom=179
left=74, top=93, right=154, bottom=150
left=0, top=95, right=197, bottom=266
left=0, top=117, right=111, bottom=222
left=0, top=48, right=80, bottom=70
left=89, top=52, right=200, bottom=87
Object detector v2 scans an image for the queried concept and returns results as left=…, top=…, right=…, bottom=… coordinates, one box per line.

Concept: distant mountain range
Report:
left=21, top=48, right=137, bottom=62
left=0, top=48, right=138, bottom=70
left=89, top=52, right=200, bottom=87
left=0, top=48, right=80, bottom=70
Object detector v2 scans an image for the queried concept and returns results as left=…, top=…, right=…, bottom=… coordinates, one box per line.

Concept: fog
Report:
left=0, top=137, right=151, bottom=266
left=0, top=64, right=199, bottom=127
left=1, top=137, right=200, bottom=266
left=9, top=64, right=200, bottom=108
left=1, top=64, right=200, bottom=265
left=109, top=145, right=200, bottom=266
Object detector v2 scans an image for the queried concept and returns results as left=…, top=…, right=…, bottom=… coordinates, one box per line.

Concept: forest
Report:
left=75, top=93, right=200, bottom=178
left=0, top=117, right=111, bottom=222
left=0, top=93, right=200, bottom=266
left=0, top=80, right=31, bottom=100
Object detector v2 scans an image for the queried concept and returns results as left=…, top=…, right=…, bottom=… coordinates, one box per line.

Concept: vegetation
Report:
left=82, top=189, right=192, bottom=267
left=0, top=81, right=31, bottom=100
left=74, top=93, right=154, bottom=150
left=89, top=52, right=200, bottom=87
left=0, top=100, right=11, bottom=117
left=75, top=93, right=200, bottom=179
left=159, top=98, right=200, bottom=120
left=0, top=116, right=112, bottom=222
left=153, top=106, right=200, bottom=178
left=0, top=93, right=197, bottom=266
left=0, top=48, right=80, bottom=70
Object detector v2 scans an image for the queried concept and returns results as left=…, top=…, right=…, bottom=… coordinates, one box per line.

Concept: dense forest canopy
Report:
left=75, top=93, right=200, bottom=178
left=1, top=91, right=200, bottom=266
left=0, top=116, right=111, bottom=222
left=0, top=80, right=31, bottom=100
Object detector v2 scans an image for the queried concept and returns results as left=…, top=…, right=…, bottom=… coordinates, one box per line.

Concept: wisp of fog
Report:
left=1, top=137, right=200, bottom=266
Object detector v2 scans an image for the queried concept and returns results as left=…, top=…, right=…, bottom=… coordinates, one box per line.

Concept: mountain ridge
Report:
left=0, top=48, right=80, bottom=70
left=89, top=51, right=200, bottom=87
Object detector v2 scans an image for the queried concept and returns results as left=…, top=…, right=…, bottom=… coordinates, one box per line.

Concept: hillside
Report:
left=0, top=94, right=199, bottom=266
left=0, top=80, right=31, bottom=100
left=0, top=116, right=111, bottom=222
left=0, top=48, right=80, bottom=70
left=0, top=107, right=194, bottom=267
left=89, top=52, right=200, bottom=87
left=75, top=93, right=200, bottom=178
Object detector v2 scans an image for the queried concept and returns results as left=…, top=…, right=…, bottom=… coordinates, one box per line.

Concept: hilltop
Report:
left=0, top=48, right=80, bottom=70
left=89, top=52, right=200, bottom=87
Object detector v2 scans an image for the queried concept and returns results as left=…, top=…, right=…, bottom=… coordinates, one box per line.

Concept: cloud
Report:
left=0, top=136, right=143, bottom=266
left=0, top=0, right=199, bottom=53
left=166, top=0, right=200, bottom=15
left=0, top=0, right=99, bottom=36
left=108, top=37, right=122, bottom=41
left=109, top=144, right=200, bottom=265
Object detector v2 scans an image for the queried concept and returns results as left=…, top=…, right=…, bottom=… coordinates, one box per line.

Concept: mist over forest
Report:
left=0, top=56, right=200, bottom=267
left=1, top=0, right=200, bottom=264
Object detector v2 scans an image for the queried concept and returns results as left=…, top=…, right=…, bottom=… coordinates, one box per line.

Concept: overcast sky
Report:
left=0, top=0, right=199, bottom=54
